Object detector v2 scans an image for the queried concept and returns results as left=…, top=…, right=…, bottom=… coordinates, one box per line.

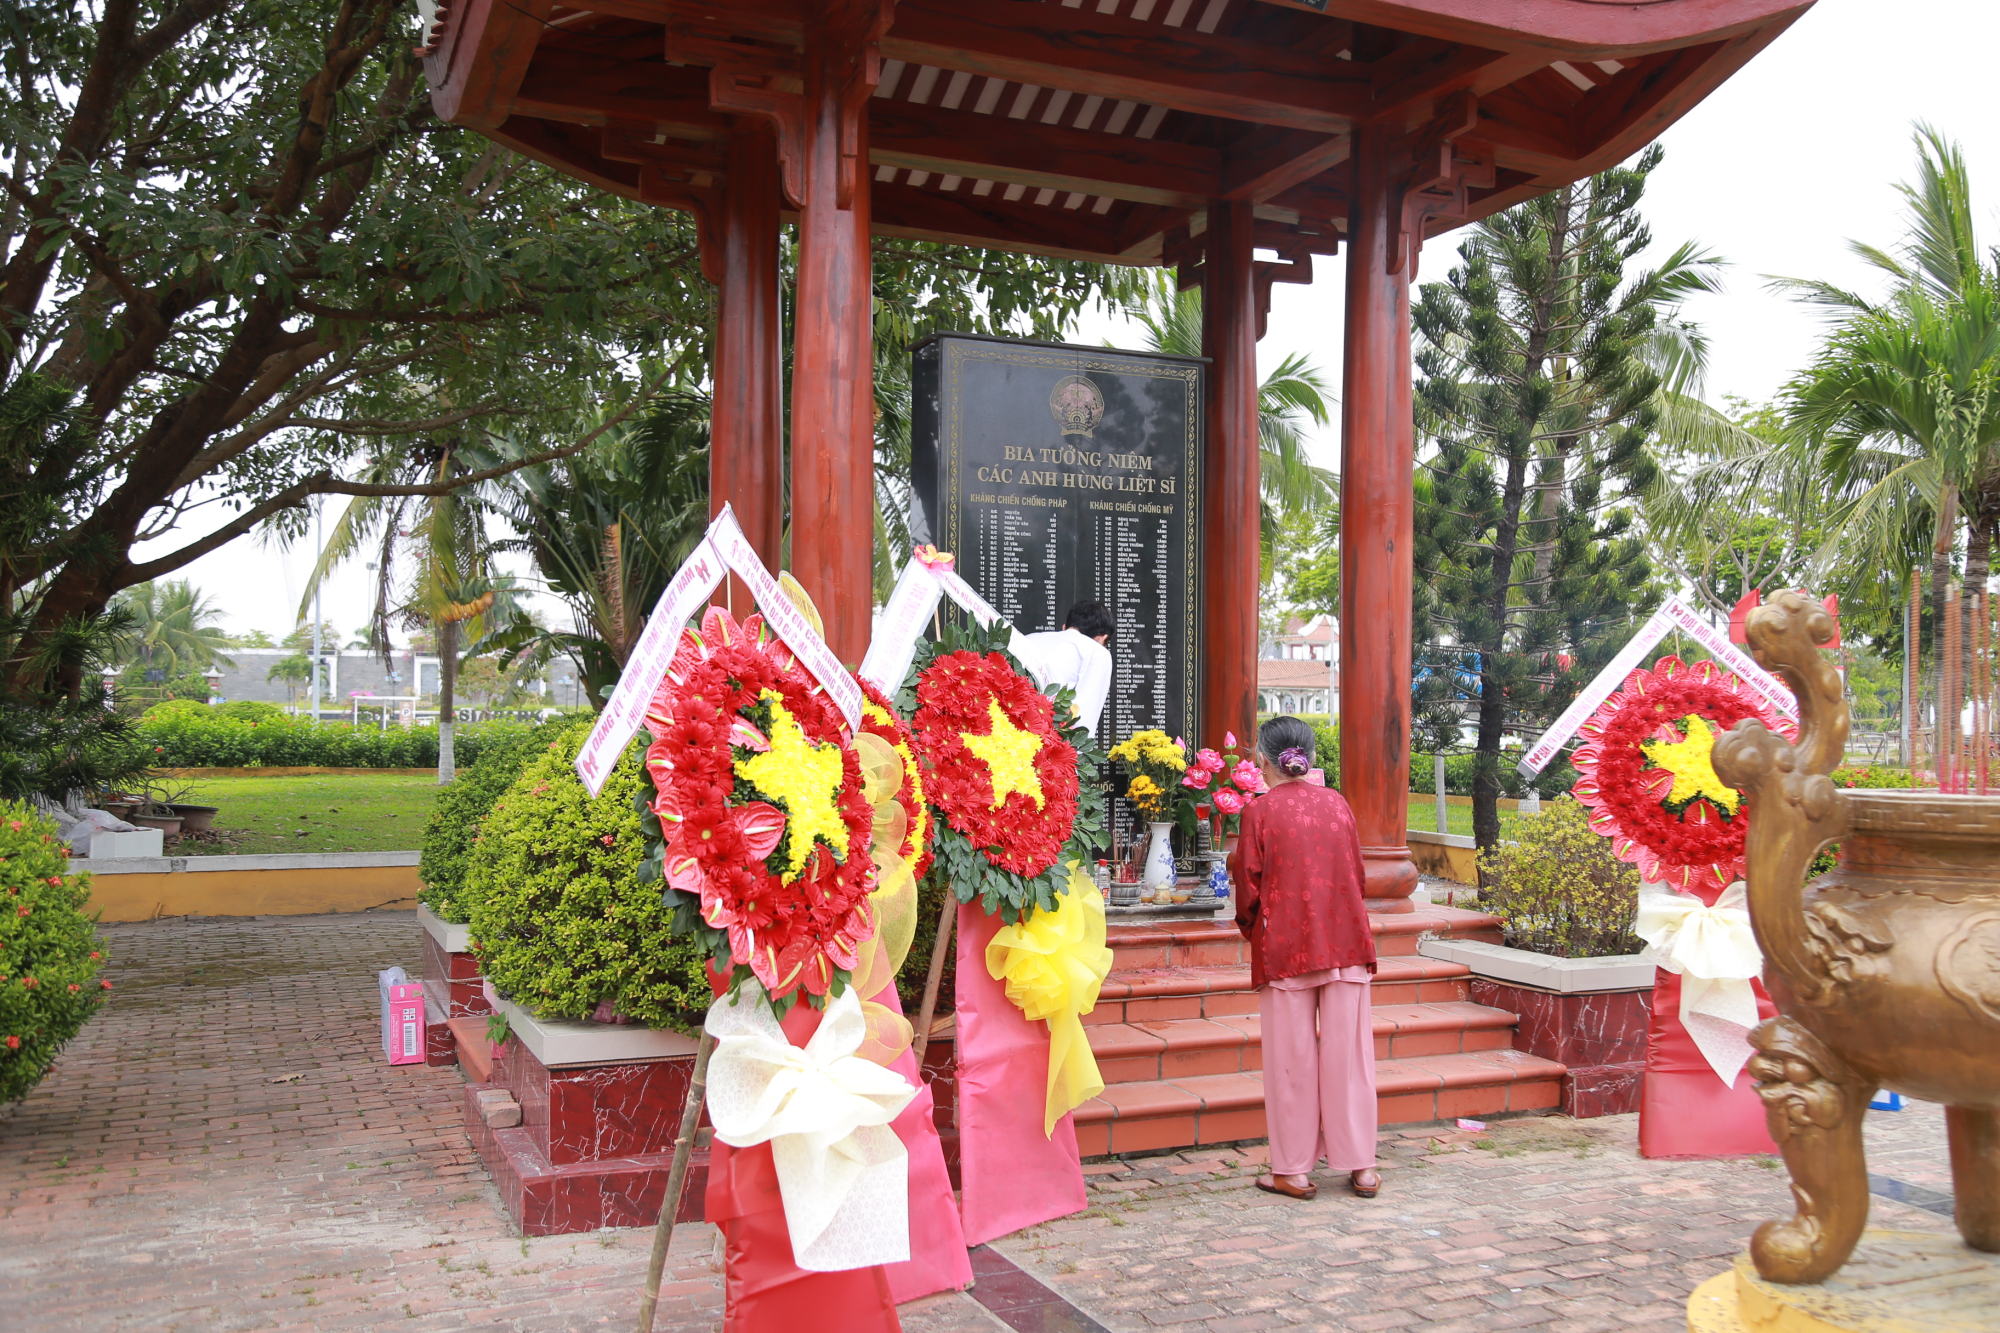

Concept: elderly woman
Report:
left=1227, top=716, right=1380, bottom=1200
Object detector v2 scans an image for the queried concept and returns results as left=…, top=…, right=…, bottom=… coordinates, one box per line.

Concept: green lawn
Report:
left=1406, top=795, right=1522, bottom=840
left=170, top=774, right=442, bottom=855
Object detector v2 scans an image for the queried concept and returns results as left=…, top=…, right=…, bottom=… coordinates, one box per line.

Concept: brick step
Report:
left=1089, top=1000, right=1519, bottom=1084
left=1071, top=1048, right=1568, bottom=1157
left=1104, top=906, right=1502, bottom=972
left=1087, top=954, right=1475, bottom=1026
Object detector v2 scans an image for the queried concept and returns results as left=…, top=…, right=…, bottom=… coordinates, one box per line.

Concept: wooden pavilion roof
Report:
left=423, top=0, right=1808, bottom=270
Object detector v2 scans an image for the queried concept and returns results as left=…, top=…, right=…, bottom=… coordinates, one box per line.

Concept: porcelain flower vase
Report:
left=1141, top=822, right=1176, bottom=893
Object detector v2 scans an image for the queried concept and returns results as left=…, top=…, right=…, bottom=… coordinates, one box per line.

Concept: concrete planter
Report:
left=465, top=998, right=707, bottom=1236
left=1418, top=938, right=1653, bottom=1118
left=67, top=849, right=421, bottom=919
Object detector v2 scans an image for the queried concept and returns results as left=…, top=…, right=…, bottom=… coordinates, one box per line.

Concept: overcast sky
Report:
left=151, top=0, right=2000, bottom=643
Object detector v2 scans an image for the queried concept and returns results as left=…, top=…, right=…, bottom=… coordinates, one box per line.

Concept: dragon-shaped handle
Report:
left=1710, top=590, right=1851, bottom=1002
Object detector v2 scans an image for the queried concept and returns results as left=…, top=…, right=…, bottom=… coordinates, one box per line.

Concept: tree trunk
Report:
left=437, top=619, right=457, bottom=784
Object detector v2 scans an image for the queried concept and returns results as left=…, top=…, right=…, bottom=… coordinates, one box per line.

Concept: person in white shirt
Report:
left=1012, top=601, right=1115, bottom=739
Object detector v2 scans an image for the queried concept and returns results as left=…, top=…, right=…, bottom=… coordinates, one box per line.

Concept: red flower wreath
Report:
left=857, top=676, right=933, bottom=881
left=641, top=608, right=876, bottom=999
left=910, top=650, right=1079, bottom=878
left=1570, top=656, right=1794, bottom=893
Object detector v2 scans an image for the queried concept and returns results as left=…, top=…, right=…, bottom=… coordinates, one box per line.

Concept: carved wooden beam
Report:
left=871, top=100, right=1222, bottom=209
left=870, top=181, right=1148, bottom=265
left=882, top=0, right=1374, bottom=133
left=514, top=53, right=728, bottom=136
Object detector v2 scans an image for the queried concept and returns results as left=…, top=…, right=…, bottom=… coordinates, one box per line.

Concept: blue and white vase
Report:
left=1141, top=822, right=1177, bottom=894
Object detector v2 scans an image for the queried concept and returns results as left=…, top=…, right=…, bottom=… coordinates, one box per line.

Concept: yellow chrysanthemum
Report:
left=1642, top=714, right=1741, bottom=815
left=736, top=689, right=850, bottom=880
left=962, top=699, right=1046, bottom=810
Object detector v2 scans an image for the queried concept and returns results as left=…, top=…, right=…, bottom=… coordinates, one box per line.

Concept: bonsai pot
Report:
left=100, top=800, right=137, bottom=820
left=170, top=804, right=219, bottom=832
left=128, top=811, right=183, bottom=836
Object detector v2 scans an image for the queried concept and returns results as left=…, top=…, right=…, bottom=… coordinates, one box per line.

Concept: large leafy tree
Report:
left=1412, top=146, right=1703, bottom=853
left=0, top=0, right=710, bottom=684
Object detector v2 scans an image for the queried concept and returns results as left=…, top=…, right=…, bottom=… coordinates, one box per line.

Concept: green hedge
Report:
left=1410, top=750, right=1577, bottom=800
left=463, top=722, right=711, bottom=1031
left=419, top=721, right=569, bottom=922
left=134, top=711, right=534, bottom=769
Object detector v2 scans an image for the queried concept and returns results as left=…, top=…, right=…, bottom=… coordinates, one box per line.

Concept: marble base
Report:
left=1686, top=1230, right=2000, bottom=1333
left=1471, top=978, right=1651, bottom=1118
left=464, top=1080, right=708, bottom=1235
left=419, top=907, right=491, bottom=1020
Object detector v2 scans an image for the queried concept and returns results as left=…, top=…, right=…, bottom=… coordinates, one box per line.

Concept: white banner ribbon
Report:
left=704, top=987, right=917, bottom=1271
left=856, top=548, right=1028, bottom=695
left=574, top=538, right=726, bottom=795
left=1517, top=594, right=1797, bottom=779
left=572, top=504, right=862, bottom=795
left=1635, top=880, right=1764, bottom=1086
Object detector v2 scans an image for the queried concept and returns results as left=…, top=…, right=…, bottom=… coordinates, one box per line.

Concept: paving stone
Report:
left=0, top=911, right=1962, bottom=1333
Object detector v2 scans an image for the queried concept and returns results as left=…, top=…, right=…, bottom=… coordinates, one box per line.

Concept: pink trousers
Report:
left=1260, top=973, right=1377, bottom=1175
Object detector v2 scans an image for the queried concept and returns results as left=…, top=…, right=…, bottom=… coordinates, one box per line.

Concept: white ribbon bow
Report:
left=1635, top=880, right=1764, bottom=1086
left=703, top=987, right=917, bottom=1271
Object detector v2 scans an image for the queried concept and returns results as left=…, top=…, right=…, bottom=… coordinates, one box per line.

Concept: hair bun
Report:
left=1278, top=746, right=1311, bottom=777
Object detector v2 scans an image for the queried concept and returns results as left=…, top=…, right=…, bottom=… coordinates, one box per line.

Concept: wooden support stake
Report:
left=911, top=896, right=956, bottom=1071
left=636, top=1028, right=717, bottom=1333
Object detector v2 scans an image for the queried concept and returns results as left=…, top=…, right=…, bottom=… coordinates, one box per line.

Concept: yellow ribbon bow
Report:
left=986, top=864, right=1114, bottom=1135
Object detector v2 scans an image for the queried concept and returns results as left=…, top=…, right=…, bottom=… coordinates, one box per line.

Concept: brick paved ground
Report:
left=0, top=912, right=1958, bottom=1333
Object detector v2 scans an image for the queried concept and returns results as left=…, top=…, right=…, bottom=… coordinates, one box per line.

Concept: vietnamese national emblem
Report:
left=1050, top=375, right=1105, bottom=437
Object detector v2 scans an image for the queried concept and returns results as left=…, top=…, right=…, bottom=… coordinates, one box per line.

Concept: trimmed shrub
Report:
left=1313, top=721, right=1339, bottom=789
left=134, top=712, right=533, bottom=768
left=0, top=801, right=109, bottom=1104
left=140, top=699, right=213, bottom=722
left=419, top=721, right=566, bottom=922
left=1476, top=795, right=1640, bottom=958
left=1411, top=749, right=1578, bottom=800
left=464, top=723, right=710, bottom=1031
left=215, top=700, right=285, bottom=723
left=1829, top=764, right=1913, bottom=789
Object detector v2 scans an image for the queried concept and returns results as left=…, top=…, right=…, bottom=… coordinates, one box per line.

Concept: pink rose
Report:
left=1214, top=789, right=1244, bottom=815
left=1181, top=769, right=1208, bottom=788
left=1194, top=748, right=1223, bottom=773
left=1223, top=732, right=1237, bottom=749
left=1231, top=760, right=1266, bottom=793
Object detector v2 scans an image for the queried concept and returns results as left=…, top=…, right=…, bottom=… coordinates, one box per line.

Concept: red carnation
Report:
left=5, top=1036, right=18, bottom=1049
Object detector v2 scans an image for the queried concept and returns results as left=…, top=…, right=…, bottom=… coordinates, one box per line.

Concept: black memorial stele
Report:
left=910, top=333, right=1203, bottom=751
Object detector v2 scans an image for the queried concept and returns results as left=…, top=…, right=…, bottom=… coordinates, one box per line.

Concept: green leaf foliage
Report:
left=464, top=721, right=709, bottom=1032
left=134, top=713, right=534, bottom=768
left=418, top=720, right=568, bottom=922
left=1413, top=145, right=1699, bottom=852
left=0, top=801, right=108, bottom=1104
left=1474, top=796, right=1640, bottom=959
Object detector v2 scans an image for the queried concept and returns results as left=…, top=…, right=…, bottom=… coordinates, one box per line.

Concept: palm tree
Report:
left=300, top=440, right=523, bottom=782
left=484, top=393, right=713, bottom=708
left=109, top=580, right=235, bottom=676
left=1774, top=125, right=2000, bottom=622
left=1120, top=273, right=1336, bottom=572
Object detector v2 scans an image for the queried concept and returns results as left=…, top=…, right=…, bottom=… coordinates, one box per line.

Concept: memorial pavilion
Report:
left=421, top=0, right=1810, bottom=908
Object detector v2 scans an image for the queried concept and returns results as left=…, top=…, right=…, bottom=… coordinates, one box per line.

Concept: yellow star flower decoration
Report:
left=736, top=690, right=850, bottom=881
left=1642, top=714, right=1741, bottom=815
left=962, top=699, right=1046, bottom=811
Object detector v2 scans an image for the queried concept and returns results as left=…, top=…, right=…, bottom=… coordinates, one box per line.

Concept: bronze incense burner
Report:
left=1711, top=590, right=2000, bottom=1285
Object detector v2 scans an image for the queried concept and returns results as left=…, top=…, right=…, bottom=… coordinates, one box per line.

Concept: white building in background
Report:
left=1258, top=614, right=1339, bottom=716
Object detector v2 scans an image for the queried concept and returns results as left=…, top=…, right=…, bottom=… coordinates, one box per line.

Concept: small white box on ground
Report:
left=88, top=829, right=164, bottom=858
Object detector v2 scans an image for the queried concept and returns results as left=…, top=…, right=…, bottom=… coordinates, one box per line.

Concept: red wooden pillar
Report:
left=788, top=19, right=876, bottom=663
left=1339, top=124, right=1419, bottom=909
left=711, top=124, right=784, bottom=596
left=1201, top=200, right=1260, bottom=753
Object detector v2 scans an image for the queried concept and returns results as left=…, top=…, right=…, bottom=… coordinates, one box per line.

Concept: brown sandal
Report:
left=1349, top=1169, right=1381, bottom=1198
left=1255, top=1174, right=1317, bottom=1200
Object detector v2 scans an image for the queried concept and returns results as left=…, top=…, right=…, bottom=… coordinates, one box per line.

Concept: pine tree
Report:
left=1412, top=146, right=1710, bottom=855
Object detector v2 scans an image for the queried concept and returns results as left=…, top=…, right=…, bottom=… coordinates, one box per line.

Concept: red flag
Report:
left=1821, top=593, right=1842, bottom=651
left=1727, top=589, right=1761, bottom=644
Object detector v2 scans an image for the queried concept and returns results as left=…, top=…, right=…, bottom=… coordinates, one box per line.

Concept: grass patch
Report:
left=1406, top=795, right=1522, bottom=840
left=172, top=774, right=443, bottom=855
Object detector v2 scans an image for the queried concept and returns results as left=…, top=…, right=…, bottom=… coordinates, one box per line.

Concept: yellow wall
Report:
left=1409, top=839, right=1479, bottom=883
left=86, top=865, right=421, bottom=921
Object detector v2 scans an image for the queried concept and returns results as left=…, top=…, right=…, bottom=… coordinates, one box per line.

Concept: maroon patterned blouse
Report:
left=1227, top=782, right=1376, bottom=988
